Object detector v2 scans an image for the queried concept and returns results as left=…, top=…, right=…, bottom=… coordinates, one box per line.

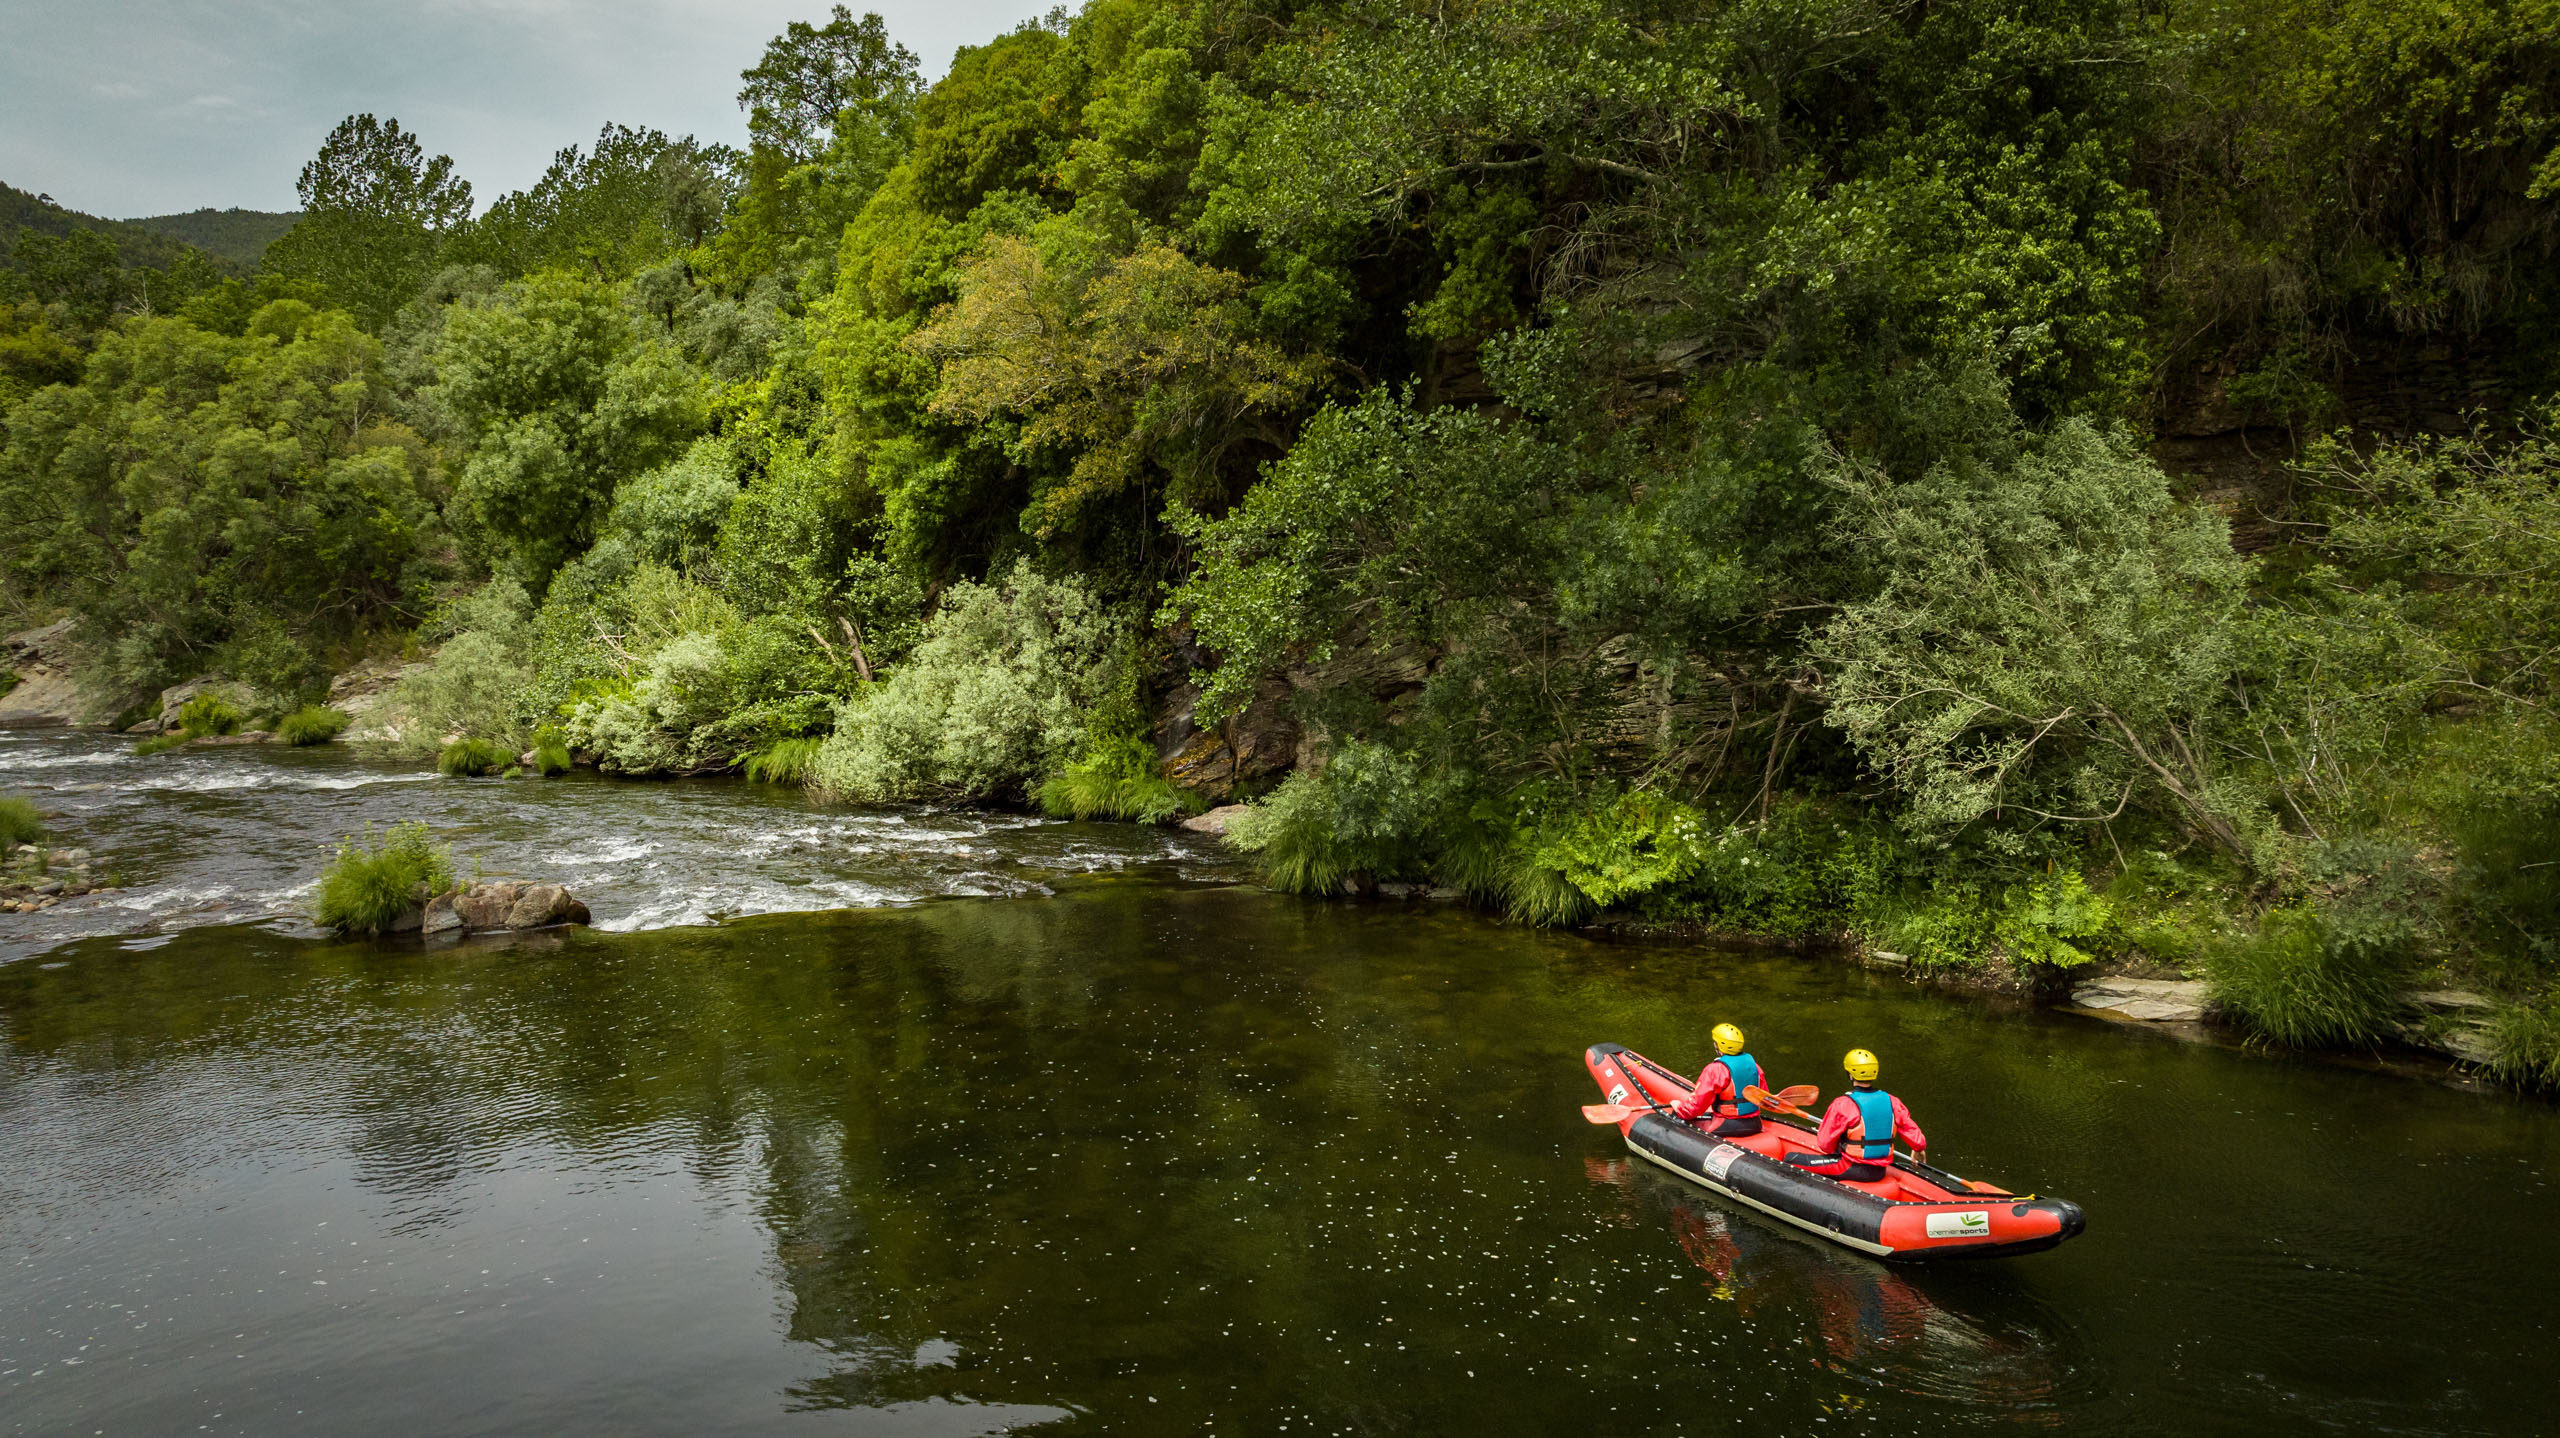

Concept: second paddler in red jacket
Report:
left=1785, top=1048, right=1927, bottom=1182
left=1673, top=1023, right=1771, bottom=1137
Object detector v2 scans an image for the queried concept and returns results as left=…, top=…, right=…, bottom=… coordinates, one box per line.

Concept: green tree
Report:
left=739, top=6, right=921, bottom=163
left=1814, top=419, right=2258, bottom=853
left=429, top=272, right=706, bottom=588
left=12, top=227, right=128, bottom=330
left=0, top=303, right=437, bottom=696
left=457, top=125, right=730, bottom=280
left=267, top=115, right=474, bottom=330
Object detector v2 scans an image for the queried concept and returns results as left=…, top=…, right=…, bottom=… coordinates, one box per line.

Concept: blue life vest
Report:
left=1847, top=1087, right=1898, bottom=1161
left=1718, top=1053, right=1761, bottom=1116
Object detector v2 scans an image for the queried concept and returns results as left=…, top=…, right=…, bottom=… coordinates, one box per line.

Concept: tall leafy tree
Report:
left=267, top=115, right=474, bottom=330
left=0, top=303, right=437, bottom=697
left=738, top=6, right=922, bottom=163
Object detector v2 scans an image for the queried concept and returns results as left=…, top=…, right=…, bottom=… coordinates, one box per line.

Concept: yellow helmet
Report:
left=1711, top=1023, right=1747, bottom=1055
left=1843, top=1048, right=1880, bottom=1082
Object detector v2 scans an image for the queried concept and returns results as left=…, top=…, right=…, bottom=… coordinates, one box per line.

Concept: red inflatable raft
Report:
left=1585, top=1043, right=2085, bottom=1262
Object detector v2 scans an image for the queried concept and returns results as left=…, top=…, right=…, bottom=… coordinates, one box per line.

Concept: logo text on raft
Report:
left=1924, top=1210, right=1992, bottom=1238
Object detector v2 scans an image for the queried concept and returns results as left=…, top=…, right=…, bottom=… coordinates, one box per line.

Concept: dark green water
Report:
left=4, top=880, right=2556, bottom=1435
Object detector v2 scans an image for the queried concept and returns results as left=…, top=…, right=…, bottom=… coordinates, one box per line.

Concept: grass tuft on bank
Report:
left=0, top=795, right=43, bottom=849
left=438, top=737, right=513, bottom=777
left=528, top=729, right=573, bottom=776
left=176, top=693, right=244, bottom=736
left=1038, top=737, right=1195, bottom=824
left=742, top=735, right=821, bottom=786
left=276, top=706, right=351, bottom=746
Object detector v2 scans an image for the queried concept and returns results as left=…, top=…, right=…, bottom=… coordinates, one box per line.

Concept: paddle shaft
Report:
left=1745, top=1084, right=1940, bottom=1167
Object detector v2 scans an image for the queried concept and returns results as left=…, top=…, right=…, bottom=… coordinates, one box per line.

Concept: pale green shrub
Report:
left=565, top=630, right=734, bottom=773
left=813, top=561, right=1115, bottom=801
left=387, top=628, right=533, bottom=752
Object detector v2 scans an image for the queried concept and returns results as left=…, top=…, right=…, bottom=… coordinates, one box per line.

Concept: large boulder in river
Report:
left=451, top=881, right=591, bottom=933
left=0, top=619, right=114, bottom=729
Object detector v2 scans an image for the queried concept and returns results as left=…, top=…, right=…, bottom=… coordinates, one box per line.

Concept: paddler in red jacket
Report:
left=1673, top=1023, right=1771, bottom=1137
left=1784, top=1048, right=1926, bottom=1182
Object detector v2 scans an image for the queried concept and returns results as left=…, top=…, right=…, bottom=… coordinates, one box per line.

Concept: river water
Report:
left=1, top=732, right=2553, bottom=1434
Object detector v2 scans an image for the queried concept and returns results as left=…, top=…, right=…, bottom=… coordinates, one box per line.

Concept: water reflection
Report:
left=1589, top=1141, right=2091, bottom=1419
left=1, top=881, right=2554, bottom=1434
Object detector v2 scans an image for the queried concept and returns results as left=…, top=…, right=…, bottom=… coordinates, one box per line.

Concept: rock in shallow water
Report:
left=390, top=881, right=589, bottom=939
left=1180, top=804, right=1252, bottom=836
left=421, top=891, right=462, bottom=935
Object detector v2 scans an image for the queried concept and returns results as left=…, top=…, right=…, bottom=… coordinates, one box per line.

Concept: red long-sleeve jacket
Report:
left=1672, top=1058, right=1762, bottom=1122
left=1812, top=1089, right=1926, bottom=1158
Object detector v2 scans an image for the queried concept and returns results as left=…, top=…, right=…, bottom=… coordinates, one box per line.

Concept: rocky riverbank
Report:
left=1856, top=949, right=2503, bottom=1072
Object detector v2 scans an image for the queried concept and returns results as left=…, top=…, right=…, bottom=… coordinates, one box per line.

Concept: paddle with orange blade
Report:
left=1581, top=1083, right=1817, bottom=1126
left=1741, top=1084, right=1819, bottom=1122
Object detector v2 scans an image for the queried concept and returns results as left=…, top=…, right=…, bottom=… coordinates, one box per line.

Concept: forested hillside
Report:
left=3, top=0, right=2556, bottom=1074
left=126, top=207, right=301, bottom=269
left=0, top=183, right=228, bottom=275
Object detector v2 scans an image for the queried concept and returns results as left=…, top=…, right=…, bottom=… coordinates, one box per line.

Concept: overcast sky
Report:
left=0, top=0, right=1059, bottom=220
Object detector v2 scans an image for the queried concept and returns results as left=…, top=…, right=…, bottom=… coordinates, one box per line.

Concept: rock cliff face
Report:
left=328, top=656, right=433, bottom=744
left=1155, top=673, right=1301, bottom=801
left=0, top=621, right=109, bottom=729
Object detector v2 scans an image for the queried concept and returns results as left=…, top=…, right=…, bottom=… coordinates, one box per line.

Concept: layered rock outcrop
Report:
left=0, top=620, right=109, bottom=729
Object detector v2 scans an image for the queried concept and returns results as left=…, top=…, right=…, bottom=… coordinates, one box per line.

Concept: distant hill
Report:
left=0, top=183, right=242, bottom=276
left=128, top=207, right=299, bottom=270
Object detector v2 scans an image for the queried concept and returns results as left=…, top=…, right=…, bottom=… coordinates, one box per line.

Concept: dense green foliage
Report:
left=313, top=821, right=453, bottom=933
left=9, top=0, right=2560, bottom=1063
left=812, top=561, right=1114, bottom=800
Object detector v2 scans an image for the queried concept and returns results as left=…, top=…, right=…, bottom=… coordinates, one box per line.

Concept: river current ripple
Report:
left=0, top=730, right=1236, bottom=964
